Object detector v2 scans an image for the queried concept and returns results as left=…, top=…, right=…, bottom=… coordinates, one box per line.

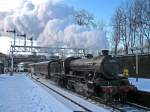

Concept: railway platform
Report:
left=0, top=73, right=73, bottom=112
left=0, top=73, right=109, bottom=112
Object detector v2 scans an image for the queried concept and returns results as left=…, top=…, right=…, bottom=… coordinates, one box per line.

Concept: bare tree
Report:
left=121, top=8, right=129, bottom=54
left=134, top=0, right=145, bottom=53
left=127, top=4, right=136, bottom=54
left=112, top=6, right=131, bottom=55
left=142, top=0, right=150, bottom=51
left=112, top=0, right=150, bottom=54
left=112, top=8, right=123, bottom=55
left=75, top=9, right=94, bottom=27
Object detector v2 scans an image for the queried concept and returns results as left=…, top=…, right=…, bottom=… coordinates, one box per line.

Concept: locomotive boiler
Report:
left=65, top=50, right=122, bottom=80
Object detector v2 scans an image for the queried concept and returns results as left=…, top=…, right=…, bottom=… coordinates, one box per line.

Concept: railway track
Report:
left=115, top=102, right=150, bottom=112
left=31, top=75, right=150, bottom=112
left=31, top=76, right=93, bottom=112
left=92, top=96, right=150, bottom=112
left=127, top=90, right=150, bottom=108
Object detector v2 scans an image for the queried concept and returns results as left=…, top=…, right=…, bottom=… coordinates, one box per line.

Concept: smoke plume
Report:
left=0, top=0, right=109, bottom=50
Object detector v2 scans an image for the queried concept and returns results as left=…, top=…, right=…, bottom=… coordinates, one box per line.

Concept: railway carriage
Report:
left=30, top=59, right=63, bottom=78
left=0, top=61, right=4, bottom=74
left=30, top=61, right=50, bottom=78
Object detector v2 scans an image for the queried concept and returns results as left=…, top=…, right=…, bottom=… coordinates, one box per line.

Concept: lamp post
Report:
left=136, top=54, right=138, bottom=82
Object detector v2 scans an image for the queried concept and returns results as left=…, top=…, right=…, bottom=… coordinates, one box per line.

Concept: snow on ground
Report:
left=33, top=79, right=86, bottom=111
left=0, top=73, right=72, bottom=112
left=129, top=78, right=150, bottom=92
left=32, top=75, right=110, bottom=112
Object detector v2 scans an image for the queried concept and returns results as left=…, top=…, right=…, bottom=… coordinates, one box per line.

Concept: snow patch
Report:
left=129, top=78, right=150, bottom=92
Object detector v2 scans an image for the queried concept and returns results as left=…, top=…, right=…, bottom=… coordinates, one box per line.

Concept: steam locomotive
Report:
left=30, top=50, right=136, bottom=101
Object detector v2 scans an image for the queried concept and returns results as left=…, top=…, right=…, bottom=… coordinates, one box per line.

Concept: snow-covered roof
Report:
left=29, top=61, right=51, bottom=66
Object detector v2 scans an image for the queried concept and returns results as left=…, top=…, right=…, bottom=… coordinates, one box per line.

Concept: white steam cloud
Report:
left=0, top=0, right=109, bottom=50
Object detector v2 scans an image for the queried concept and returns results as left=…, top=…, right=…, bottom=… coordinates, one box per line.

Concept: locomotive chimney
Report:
left=102, top=50, right=109, bottom=55
left=85, top=54, right=93, bottom=59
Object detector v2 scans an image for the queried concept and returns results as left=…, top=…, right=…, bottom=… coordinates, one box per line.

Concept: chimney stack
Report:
left=102, top=50, right=109, bottom=55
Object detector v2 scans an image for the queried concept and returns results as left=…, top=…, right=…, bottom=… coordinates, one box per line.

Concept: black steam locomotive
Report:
left=30, top=50, right=136, bottom=101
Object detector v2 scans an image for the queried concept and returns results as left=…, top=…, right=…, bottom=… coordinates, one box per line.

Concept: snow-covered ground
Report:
left=129, top=78, right=150, bottom=92
left=0, top=73, right=73, bottom=112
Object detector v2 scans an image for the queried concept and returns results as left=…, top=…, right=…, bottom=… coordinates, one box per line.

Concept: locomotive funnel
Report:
left=102, top=50, right=109, bottom=55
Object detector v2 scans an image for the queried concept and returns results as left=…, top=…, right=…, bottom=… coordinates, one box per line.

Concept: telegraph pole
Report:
left=28, top=37, right=33, bottom=52
left=7, top=29, right=16, bottom=76
left=136, top=54, right=138, bottom=82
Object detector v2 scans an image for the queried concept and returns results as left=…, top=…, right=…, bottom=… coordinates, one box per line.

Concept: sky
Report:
left=0, top=0, right=124, bottom=23
left=0, top=0, right=124, bottom=54
left=64, top=0, right=124, bottom=24
left=0, top=36, right=11, bottom=54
